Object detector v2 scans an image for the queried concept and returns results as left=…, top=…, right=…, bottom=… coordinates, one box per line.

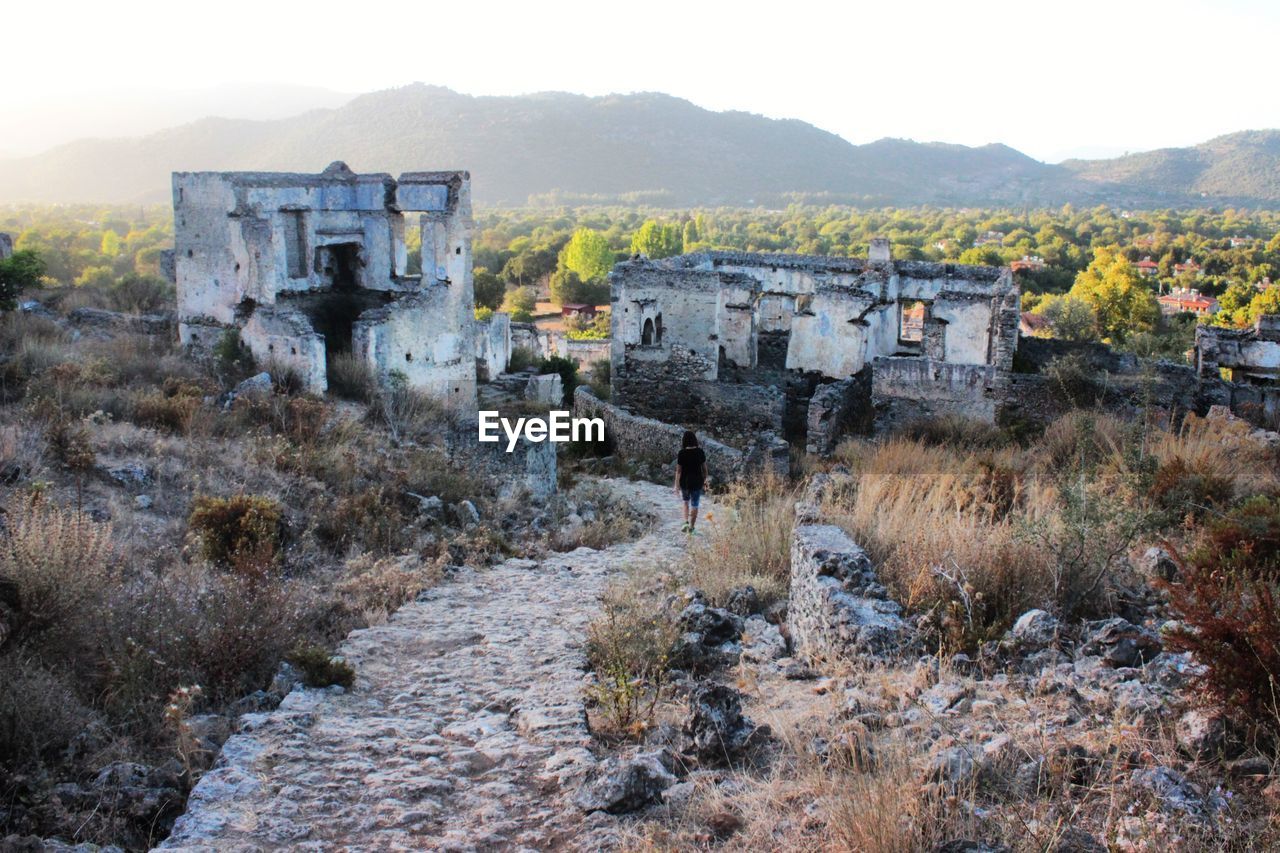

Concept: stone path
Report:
left=160, top=478, right=700, bottom=852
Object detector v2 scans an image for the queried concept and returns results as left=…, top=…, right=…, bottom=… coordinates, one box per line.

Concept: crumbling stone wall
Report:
left=172, top=162, right=475, bottom=405
left=475, top=312, right=512, bottom=382
left=573, top=386, right=787, bottom=480
left=872, top=357, right=1001, bottom=432
left=789, top=517, right=911, bottom=661
left=805, top=370, right=872, bottom=455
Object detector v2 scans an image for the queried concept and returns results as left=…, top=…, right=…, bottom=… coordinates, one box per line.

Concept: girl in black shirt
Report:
left=674, top=430, right=709, bottom=534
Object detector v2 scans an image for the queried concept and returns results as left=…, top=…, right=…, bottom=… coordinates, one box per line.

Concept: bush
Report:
left=188, top=494, right=284, bottom=577
left=1163, top=496, right=1280, bottom=732
left=110, top=273, right=173, bottom=314
left=1044, top=352, right=1103, bottom=407
left=0, top=496, right=114, bottom=646
left=536, top=355, right=579, bottom=405
left=585, top=599, right=677, bottom=738
left=314, top=486, right=413, bottom=557
left=132, top=389, right=201, bottom=433
left=0, top=657, right=94, bottom=766
left=325, top=350, right=373, bottom=399
left=508, top=347, right=538, bottom=372
left=287, top=643, right=355, bottom=689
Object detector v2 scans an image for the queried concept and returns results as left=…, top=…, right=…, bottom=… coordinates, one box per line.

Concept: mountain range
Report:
left=2, top=84, right=1279, bottom=209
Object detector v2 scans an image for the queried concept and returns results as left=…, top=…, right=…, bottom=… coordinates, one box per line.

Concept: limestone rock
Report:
left=682, top=683, right=762, bottom=765
left=1079, top=618, right=1161, bottom=668
left=739, top=615, right=786, bottom=664
left=1130, top=766, right=1222, bottom=817
left=1004, top=609, right=1059, bottom=650
left=572, top=749, right=677, bottom=814
left=231, top=372, right=273, bottom=399
left=1175, top=709, right=1228, bottom=758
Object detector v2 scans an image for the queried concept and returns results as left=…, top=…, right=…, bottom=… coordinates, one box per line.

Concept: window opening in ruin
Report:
left=284, top=211, right=307, bottom=279
left=641, top=318, right=656, bottom=346
left=655, top=313, right=664, bottom=344
left=899, top=300, right=927, bottom=345
left=290, top=243, right=381, bottom=380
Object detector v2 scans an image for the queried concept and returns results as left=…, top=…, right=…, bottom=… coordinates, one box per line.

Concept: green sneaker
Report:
left=681, top=522, right=691, bottom=534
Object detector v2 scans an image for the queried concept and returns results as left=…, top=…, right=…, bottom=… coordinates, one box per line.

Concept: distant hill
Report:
left=1, top=85, right=1278, bottom=208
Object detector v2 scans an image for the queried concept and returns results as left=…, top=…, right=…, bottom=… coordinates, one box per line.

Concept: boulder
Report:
left=1130, top=766, right=1224, bottom=817
left=926, top=746, right=979, bottom=786
left=572, top=749, right=677, bottom=814
left=1079, top=618, right=1161, bottom=668
left=739, top=615, right=786, bottom=664
left=453, top=500, right=481, bottom=526
left=231, top=372, right=273, bottom=398
left=724, top=585, right=762, bottom=616
left=1004, top=609, right=1059, bottom=650
left=1175, top=709, right=1228, bottom=758
left=106, top=463, right=151, bottom=489
left=1138, top=546, right=1178, bottom=581
left=682, top=683, right=762, bottom=765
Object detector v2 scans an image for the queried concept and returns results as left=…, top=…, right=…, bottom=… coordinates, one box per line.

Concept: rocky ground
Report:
left=160, top=478, right=697, bottom=852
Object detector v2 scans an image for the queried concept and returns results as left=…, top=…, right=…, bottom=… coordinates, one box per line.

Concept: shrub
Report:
left=536, top=355, right=578, bottom=405
left=585, top=599, right=677, bottom=738
left=212, top=328, right=253, bottom=380
left=507, top=347, right=538, bottom=372
left=188, top=494, right=284, bottom=577
left=314, top=486, right=413, bottom=557
left=1163, top=496, right=1280, bottom=732
left=132, top=388, right=201, bottom=433
left=1149, top=455, right=1234, bottom=523
left=287, top=643, right=355, bottom=689
left=335, top=554, right=437, bottom=624
left=0, top=657, right=94, bottom=766
left=899, top=414, right=1010, bottom=450
left=324, top=351, right=376, bottom=402
left=0, top=496, right=114, bottom=645
left=375, top=370, right=445, bottom=442
left=1044, top=352, right=1103, bottom=407
left=110, top=273, right=173, bottom=314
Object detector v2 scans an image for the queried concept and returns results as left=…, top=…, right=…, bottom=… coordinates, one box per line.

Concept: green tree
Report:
left=629, top=220, right=683, bottom=259
left=502, top=285, right=538, bottom=322
left=473, top=268, right=505, bottom=310
left=558, top=228, right=615, bottom=284
left=1068, top=248, right=1159, bottom=341
left=1032, top=293, right=1098, bottom=342
left=100, top=230, right=121, bottom=257
left=0, top=250, right=46, bottom=310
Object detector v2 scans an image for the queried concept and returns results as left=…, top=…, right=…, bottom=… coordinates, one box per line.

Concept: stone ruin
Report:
left=173, top=162, right=476, bottom=404
left=0, top=232, right=13, bottom=261
left=591, top=239, right=1280, bottom=463
left=1195, top=315, right=1280, bottom=424
left=606, top=238, right=1020, bottom=453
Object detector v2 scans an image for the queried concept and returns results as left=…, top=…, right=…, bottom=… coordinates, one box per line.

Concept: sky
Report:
left=2, top=0, right=1277, bottom=162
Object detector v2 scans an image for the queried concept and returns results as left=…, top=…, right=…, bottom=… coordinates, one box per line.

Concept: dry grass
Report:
left=685, top=471, right=799, bottom=608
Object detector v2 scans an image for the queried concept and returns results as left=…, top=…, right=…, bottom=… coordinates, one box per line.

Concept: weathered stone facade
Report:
left=573, top=386, right=788, bottom=481
left=173, top=162, right=476, bottom=404
left=609, top=248, right=1020, bottom=449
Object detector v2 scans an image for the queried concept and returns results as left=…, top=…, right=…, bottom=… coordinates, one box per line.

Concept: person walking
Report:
left=674, top=430, right=708, bottom=535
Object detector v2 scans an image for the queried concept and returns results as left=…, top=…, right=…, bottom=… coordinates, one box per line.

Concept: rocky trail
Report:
left=160, top=477, right=698, bottom=852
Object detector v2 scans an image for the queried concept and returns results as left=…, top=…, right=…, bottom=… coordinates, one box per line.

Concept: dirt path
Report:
left=159, top=478, right=701, bottom=852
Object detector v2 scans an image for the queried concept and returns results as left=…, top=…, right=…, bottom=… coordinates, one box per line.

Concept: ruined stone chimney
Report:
left=869, top=237, right=891, bottom=264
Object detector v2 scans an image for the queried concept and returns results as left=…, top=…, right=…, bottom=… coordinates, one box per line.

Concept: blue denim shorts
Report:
left=681, top=488, right=703, bottom=509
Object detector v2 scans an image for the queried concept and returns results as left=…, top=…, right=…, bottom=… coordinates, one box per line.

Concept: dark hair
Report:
left=682, top=430, right=698, bottom=449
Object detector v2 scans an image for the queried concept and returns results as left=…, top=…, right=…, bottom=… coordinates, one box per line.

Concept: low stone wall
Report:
left=446, top=425, right=557, bottom=499
left=789, top=490, right=911, bottom=661
left=561, top=338, right=610, bottom=369
left=805, top=369, right=872, bottom=455
left=871, top=356, right=999, bottom=432
left=573, top=386, right=787, bottom=480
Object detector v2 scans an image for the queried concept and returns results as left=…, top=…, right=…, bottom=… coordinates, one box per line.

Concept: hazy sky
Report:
left=4, top=0, right=1277, bottom=162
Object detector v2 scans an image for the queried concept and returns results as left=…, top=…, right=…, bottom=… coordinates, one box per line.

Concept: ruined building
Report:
left=608, top=239, right=1020, bottom=452
left=0, top=233, right=12, bottom=260
left=173, top=162, right=476, bottom=403
left=1195, top=315, right=1280, bottom=423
